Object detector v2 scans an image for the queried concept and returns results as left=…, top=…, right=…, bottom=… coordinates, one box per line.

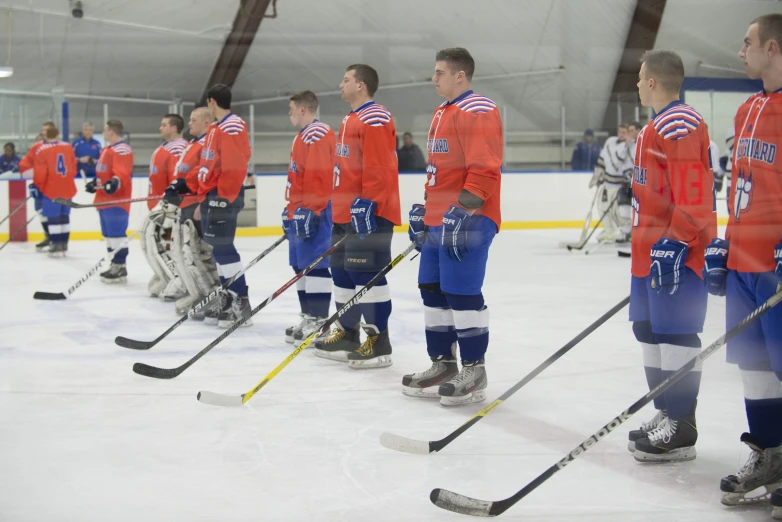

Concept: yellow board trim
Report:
left=0, top=217, right=731, bottom=242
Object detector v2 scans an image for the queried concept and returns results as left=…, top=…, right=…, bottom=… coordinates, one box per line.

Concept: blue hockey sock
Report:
left=213, top=244, right=247, bottom=296
left=657, top=333, right=702, bottom=419
left=742, top=370, right=782, bottom=448
left=306, top=268, right=332, bottom=318
left=446, top=293, right=489, bottom=363
left=293, top=266, right=309, bottom=315
left=421, top=287, right=457, bottom=359
left=332, top=267, right=359, bottom=331
left=349, top=271, right=391, bottom=333
left=633, top=321, right=664, bottom=410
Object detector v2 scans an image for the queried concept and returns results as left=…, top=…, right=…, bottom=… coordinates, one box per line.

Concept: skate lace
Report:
left=414, top=361, right=445, bottom=379
left=642, top=410, right=667, bottom=432
left=737, top=450, right=765, bottom=480
left=357, top=335, right=376, bottom=356
left=324, top=328, right=346, bottom=344
left=647, top=416, right=677, bottom=445
left=449, top=365, right=477, bottom=387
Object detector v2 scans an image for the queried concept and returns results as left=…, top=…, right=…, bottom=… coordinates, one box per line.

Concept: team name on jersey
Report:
left=150, top=165, right=158, bottom=175
left=336, top=143, right=350, bottom=158
left=633, top=166, right=647, bottom=186
left=201, top=149, right=215, bottom=160
left=289, top=160, right=299, bottom=174
left=427, top=139, right=449, bottom=154
left=97, top=164, right=107, bottom=173
left=735, top=137, right=777, bottom=165
left=177, top=163, right=190, bottom=173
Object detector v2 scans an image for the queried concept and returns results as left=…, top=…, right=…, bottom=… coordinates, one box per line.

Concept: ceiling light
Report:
left=0, top=66, right=13, bottom=78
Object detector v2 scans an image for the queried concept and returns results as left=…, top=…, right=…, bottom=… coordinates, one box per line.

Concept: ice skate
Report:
left=634, top=414, right=697, bottom=462
left=285, top=313, right=309, bottom=344
left=46, top=243, right=67, bottom=258
left=100, top=264, right=127, bottom=284
left=313, top=321, right=360, bottom=362
left=217, top=290, right=253, bottom=329
left=628, top=409, right=667, bottom=452
left=347, top=324, right=392, bottom=369
left=438, top=360, right=487, bottom=407
left=402, top=352, right=458, bottom=398
left=294, top=316, right=328, bottom=347
left=771, top=487, right=781, bottom=519
left=720, top=433, right=782, bottom=506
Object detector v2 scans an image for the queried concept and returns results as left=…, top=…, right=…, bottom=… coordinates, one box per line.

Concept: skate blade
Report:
left=634, top=446, right=696, bottom=463
left=218, top=319, right=253, bottom=329
left=773, top=506, right=782, bottom=521
left=203, top=317, right=218, bottom=326
left=440, top=389, right=486, bottom=407
left=348, top=355, right=393, bottom=369
left=313, top=349, right=350, bottom=362
left=721, top=483, right=782, bottom=506
left=100, top=277, right=127, bottom=284
left=402, top=385, right=441, bottom=399
left=627, top=440, right=637, bottom=453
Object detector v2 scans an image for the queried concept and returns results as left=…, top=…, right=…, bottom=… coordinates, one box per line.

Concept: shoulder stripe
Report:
left=112, top=143, right=133, bottom=156
left=302, top=123, right=332, bottom=145
left=219, top=115, right=246, bottom=136
left=455, top=94, right=497, bottom=114
left=357, top=104, right=392, bottom=127
left=163, top=138, right=188, bottom=155
left=653, top=105, right=703, bottom=141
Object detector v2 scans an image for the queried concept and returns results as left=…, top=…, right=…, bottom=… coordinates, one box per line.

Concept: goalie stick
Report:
left=565, top=191, right=619, bottom=252
left=430, top=285, right=782, bottom=518
left=33, top=230, right=142, bottom=299
left=197, top=241, right=417, bottom=407
left=132, top=233, right=351, bottom=379
left=0, top=194, right=33, bottom=228
left=115, top=234, right=286, bottom=349
left=380, top=295, right=630, bottom=454
left=559, top=188, right=599, bottom=249
left=0, top=212, right=40, bottom=253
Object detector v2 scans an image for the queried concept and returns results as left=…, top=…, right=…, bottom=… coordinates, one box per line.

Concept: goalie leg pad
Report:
left=172, top=217, right=203, bottom=301
left=141, top=212, right=171, bottom=294
left=182, top=218, right=218, bottom=296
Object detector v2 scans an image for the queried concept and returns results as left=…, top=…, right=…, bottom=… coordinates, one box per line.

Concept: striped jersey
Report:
left=95, top=142, right=134, bottom=212
left=197, top=113, right=251, bottom=202
left=33, top=140, right=78, bottom=200
left=286, top=120, right=335, bottom=217
left=148, top=137, right=187, bottom=210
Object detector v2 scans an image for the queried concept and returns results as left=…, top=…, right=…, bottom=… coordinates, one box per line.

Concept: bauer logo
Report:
left=410, top=215, right=424, bottom=222
left=706, top=248, right=728, bottom=256
left=336, top=144, right=350, bottom=158
left=443, top=218, right=456, bottom=225
left=351, top=207, right=366, bottom=214
left=427, top=139, right=449, bottom=154
left=652, top=250, right=676, bottom=259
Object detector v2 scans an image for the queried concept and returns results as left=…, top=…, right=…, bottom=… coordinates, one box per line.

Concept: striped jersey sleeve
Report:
left=357, top=103, right=392, bottom=127
left=302, top=122, right=331, bottom=145
left=218, top=114, right=246, bottom=136
left=653, top=104, right=703, bottom=141
left=455, top=94, right=498, bottom=114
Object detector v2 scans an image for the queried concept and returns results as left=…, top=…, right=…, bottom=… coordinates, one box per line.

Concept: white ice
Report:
left=0, top=230, right=772, bottom=522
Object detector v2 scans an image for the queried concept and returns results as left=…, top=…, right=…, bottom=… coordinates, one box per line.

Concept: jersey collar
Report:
left=352, top=101, right=375, bottom=113
left=110, top=141, right=127, bottom=149
left=656, top=99, right=684, bottom=117
left=299, top=119, right=319, bottom=134
left=446, top=89, right=474, bottom=105
left=218, top=112, right=234, bottom=125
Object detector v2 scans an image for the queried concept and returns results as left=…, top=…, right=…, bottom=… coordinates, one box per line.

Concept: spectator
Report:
left=397, top=132, right=426, bottom=172
left=72, top=122, right=102, bottom=178
left=571, top=128, right=601, bottom=171
left=0, top=142, right=20, bottom=173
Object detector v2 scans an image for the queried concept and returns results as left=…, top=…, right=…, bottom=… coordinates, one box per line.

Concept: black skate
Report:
left=313, top=322, right=360, bottom=362
left=347, top=324, right=392, bottom=369
left=634, top=414, right=697, bottom=462
left=35, top=236, right=51, bottom=251
left=720, top=433, right=782, bottom=506
left=628, top=409, right=667, bottom=452
left=402, top=354, right=458, bottom=398
left=47, top=243, right=67, bottom=258
left=218, top=290, right=253, bottom=329
left=100, top=264, right=127, bottom=284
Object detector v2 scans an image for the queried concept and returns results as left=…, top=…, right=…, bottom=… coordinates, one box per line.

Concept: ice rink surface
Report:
left=0, top=229, right=772, bottom=522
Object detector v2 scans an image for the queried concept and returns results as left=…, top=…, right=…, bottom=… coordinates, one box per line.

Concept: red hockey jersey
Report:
left=174, top=134, right=206, bottom=208
left=33, top=141, right=78, bottom=200
left=286, top=120, right=335, bottom=218
left=333, top=101, right=400, bottom=225
left=19, top=141, right=45, bottom=174
left=197, top=113, right=250, bottom=203
left=630, top=101, right=716, bottom=278
left=148, top=137, right=187, bottom=210
left=725, top=88, right=782, bottom=273
left=423, top=90, right=503, bottom=228
left=95, top=142, right=134, bottom=213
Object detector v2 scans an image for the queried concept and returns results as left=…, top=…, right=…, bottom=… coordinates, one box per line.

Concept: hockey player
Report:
left=402, top=47, right=502, bottom=406
left=32, top=124, right=77, bottom=257
left=283, top=90, right=336, bottom=346
left=627, top=50, right=716, bottom=462
left=196, top=84, right=253, bottom=328
left=21, top=122, right=54, bottom=251
left=702, top=14, right=782, bottom=515
left=85, top=120, right=134, bottom=284
left=141, top=114, right=188, bottom=299
left=313, top=64, right=401, bottom=367
left=163, top=107, right=220, bottom=317
left=592, top=123, right=632, bottom=243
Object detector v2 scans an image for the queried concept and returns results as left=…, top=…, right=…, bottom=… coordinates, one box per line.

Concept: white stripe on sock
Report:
left=305, top=275, right=333, bottom=294
left=660, top=343, right=702, bottom=373
left=742, top=370, right=782, bottom=401
left=353, top=283, right=391, bottom=303
left=424, top=306, right=455, bottom=328
left=642, top=342, right=661, bottom=369
left=220, top=261, right=243, bottom=279
left=334, top=285, right=355, bottom=303
left=452, top=307, right=490, bottom=330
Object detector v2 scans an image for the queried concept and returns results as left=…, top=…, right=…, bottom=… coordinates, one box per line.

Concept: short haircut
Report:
left=640, top=50, right=685, bottom=94
left=629, top=121, right=642, bottom=130
left=105, top=119, right=124, bottom=136
left=44, top=125, right=59, bottom=139
left=82, top=121, right=94, bottom=128
left=619, top=123, right=629, bottom=129
left=164, top=113, right=185, bottom=134
left=752, top=13, right=782, bottom=48
left=4, top=142, right=14, bottom=150
left=346, top=64, right=379, bottom=97
left=192, top=107, right=212, bottom=121
left=42, top=121, right=55, bottom=128
left=403, top=132, right=413, bottom=138
left=206, top=84, right=232, bottom=110
left=435, top=47, right=476, bottom=79
left=289, top=90, right=319, bottom=113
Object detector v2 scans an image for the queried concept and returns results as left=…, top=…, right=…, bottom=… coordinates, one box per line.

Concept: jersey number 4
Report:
left=56, top=154, right=67, bottom=177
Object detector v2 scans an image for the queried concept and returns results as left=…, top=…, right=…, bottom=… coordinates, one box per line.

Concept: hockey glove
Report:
left=649, top=238, right=688, bottom=295
left=207, top=197, right=231, bottom=232
left=28, top=184, right=41, bottom=200
left=163, top=178, right=188, bottom=206
left=350, top=198, right=377, bottom=240
left=293, top=207, right=319, bottom=239
left=408, top=204, right=427, bottom=251
left=103, top=177, right=121, bottom=195
left=775, top=239, right=782, bottom=281
left=702, top=238, right=729, bottom=296
left=85, top=179, right=97, bottom=194
left=281, top=207, right=291, bottom=234
left=442, top=205, right=470, bottom=261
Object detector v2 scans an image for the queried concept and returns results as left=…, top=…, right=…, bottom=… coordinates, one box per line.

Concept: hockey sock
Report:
left=657, top=333, right=702, bottom=419
left=349, top=271, right=392, bottom=333
left=742, top=370, right=782, bottom=448
left=41, top=217, right=50, bottom=238
left=446, top=293, right=489, bottom=363
left=212, top=244, right=247, bottom=296
left=421, top=287, right=457, bottom=359
left=633, top=321, right=664, bottom=410
left=332, top=267, right=360, bottom=331
left=293, top=266, right=309, bottom=315
left=62, top=214, right=70, bottom=245
left=47, top=215, right=67, bottom=245
left=305, top=268, right=331, bottom=318
left=106, top=237, right=128, bottom=265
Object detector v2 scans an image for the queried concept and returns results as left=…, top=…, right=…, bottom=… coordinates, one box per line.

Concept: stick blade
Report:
left=33, top=291, right=67, bottom=300
left=196, top=390, right=245, bottom=407
left=132, top=362, right=180, bottom=380
left=379, top=432, right=432, bottom=454
left=115, top=336, right=154, bottom=350
left=430, top=488, right=496, bottom=517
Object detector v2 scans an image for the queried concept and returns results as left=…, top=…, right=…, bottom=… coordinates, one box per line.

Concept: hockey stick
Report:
left=380, top=295, right=630, bottom=454
left=197, top=241, right=417, bottom=407
left=115, top=234, right=287, bottom=349
left=33, top=230, right=142, bottom=300
left=430, top=285, right=782, bottom=518
left=559, top=188, right=599, bottom=249
left=0, top=194, right=33, bottom=228
left=0, top=212, right=39, bottom=253
left=565, top=191, right=619, bottom=252
left=132, top=233, right=352, bottom=379
left=55, top=195, right=163, bottom=209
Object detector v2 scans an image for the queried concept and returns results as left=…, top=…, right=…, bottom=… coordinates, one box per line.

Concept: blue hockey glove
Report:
left=350, top=198, right=377, bottom=240
left=649, top=238, right=688, bottom=294
left=408, top=204, right=426, bottom=251
left=103, top=177, right=121, bottom=195
left=775, top=239, right=782, bottom=280
left=282, top=207, right=291, bottom=234
left=441, top=205, right=471, bottom=261
left=293, top=207, right=319, bottom=240
left=207, top=197, right=231, bottom=232
left=163, top=178, right=188, bottom=205
left=28, top=184, right=41, bottom=199
left=703, top=238, right=729, bottom=296
left=85, top=179, right=97, bottom=194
